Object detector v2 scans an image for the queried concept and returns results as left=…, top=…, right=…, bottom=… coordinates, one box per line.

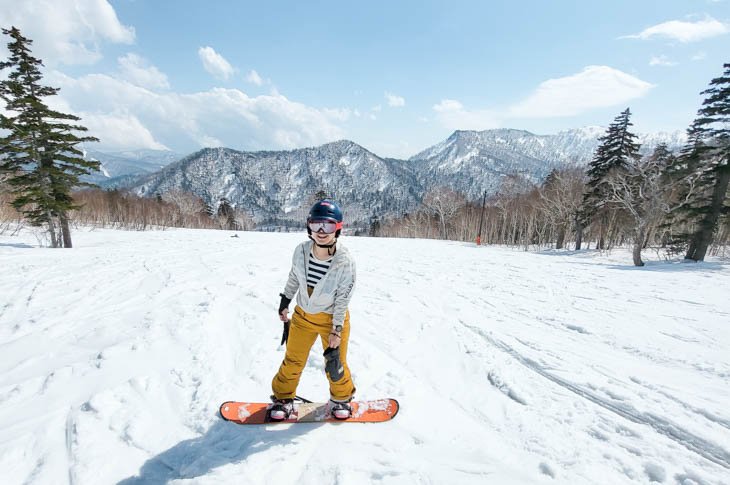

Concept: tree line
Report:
left=71, top=189, right=254, bottom=231
left=375, top=64, right=730, bottom=266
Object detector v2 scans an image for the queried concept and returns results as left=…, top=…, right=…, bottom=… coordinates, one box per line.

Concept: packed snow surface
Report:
left=1, top=228, right=729, bottom=484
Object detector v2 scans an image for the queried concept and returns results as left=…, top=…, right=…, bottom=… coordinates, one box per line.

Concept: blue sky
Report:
left=0, top=0, right=728, bottom=158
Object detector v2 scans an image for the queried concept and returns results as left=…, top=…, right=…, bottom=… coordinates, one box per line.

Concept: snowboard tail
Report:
left=219, top=398, right=399, bottom=424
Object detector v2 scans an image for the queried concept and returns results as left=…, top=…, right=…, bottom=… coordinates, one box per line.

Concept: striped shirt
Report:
left=307, top=251, right=333, bottom=288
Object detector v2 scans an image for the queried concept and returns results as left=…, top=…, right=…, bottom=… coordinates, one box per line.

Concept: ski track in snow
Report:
left=0, top=228, right=729, bottom=484
left=465, top=323, right=730, bottom=470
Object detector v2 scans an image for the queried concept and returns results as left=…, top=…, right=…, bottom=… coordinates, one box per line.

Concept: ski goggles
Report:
left=307, top=220, right=341, bottom=234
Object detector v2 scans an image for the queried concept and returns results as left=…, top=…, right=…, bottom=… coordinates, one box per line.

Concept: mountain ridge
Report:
left=112, top=127, right=686, bottom=224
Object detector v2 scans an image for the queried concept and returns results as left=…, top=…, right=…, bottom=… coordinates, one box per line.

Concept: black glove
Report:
left=323, top=347, right=344, bottom=381
left=278, top=293, right=291, bottom=314
left=280, top=320, right=290, bottom=346
left=278, top=293, right=292, bottom=346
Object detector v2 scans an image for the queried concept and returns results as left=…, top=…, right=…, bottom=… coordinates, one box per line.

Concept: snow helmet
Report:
left=307, top=199, right=343, bottom=238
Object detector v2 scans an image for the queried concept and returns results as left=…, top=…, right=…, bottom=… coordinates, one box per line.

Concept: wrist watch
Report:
left=334, top=325, right=343, bottom=333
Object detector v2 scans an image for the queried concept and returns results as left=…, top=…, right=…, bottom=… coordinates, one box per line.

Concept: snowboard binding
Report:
left=329, top=399, right=352, bottom=420
left=268, top=398, right=294, bottom=421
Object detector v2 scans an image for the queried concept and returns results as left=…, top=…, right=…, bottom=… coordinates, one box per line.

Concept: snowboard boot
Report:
left=329, top=398, right=352, bottom=420
left=269, top=398, right=294, bottom=421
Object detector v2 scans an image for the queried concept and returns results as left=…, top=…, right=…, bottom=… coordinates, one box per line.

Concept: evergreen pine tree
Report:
left=660, top=127, right=704, bottom=250
left=580, top=108, right=641, bottom=249
left=202, top=202, right=215, bottom=218
left=542, top=169, right=559, bottom=191
left=0, top=27, right=99, bottom=247
left=669, top=63, right=730, bottom=261
left=369, top=214, right=380, bottom=237
left=217, top=197, right=236, bottom=230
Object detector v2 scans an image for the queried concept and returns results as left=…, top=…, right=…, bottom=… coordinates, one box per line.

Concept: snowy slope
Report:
left=0, top=229, right=729, bottom=484
left=131, top=143, right=419, bottom=225
left=82, top=149, right=182, bottom=186
left=408, top=128, right=687, bottom=199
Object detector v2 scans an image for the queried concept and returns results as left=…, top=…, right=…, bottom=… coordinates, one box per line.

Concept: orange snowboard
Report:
left=219, top=398, right=399, bottom=424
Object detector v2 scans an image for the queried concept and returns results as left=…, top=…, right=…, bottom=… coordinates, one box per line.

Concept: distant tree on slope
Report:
left=539, top=167, right=584, bottom=249
left=604, top=144, right=695, bottom=266
left=579, top=108, right=641, bottom=250
left=217, top=197, right=236, bottom=230
left=422, top=187, right=465, bottom=240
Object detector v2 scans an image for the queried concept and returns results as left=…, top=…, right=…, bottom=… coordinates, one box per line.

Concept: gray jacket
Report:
left=282, top=240, right=356, bottom=329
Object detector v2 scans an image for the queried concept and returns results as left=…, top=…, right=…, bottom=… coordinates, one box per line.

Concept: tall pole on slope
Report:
left=476, top=190, right=486, bottom=246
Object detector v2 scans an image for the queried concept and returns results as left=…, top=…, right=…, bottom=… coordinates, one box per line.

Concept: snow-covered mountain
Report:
left=133, top=141, right=420, bottom=225
left=82, top=149, right=182, bottom=187
left=124, top=128, right=686, bottom=223
left=409, top=128, right=687, bottom=199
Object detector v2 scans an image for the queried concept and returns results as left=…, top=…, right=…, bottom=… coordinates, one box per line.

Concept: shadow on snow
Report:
left=117, top=417, right=321, bottom=484
left=0, top=242, right=33, bottom=249
left=605, top=260, right=729, bottom=272
left=533, top=248, right=729, bottom=272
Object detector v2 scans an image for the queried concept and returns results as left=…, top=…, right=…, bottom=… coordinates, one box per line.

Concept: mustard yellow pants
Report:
left=272, top=306, right=356, bottom=401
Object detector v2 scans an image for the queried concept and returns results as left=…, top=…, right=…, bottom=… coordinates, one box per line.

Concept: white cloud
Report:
left=385, top=92, right=406, bottom=107
left=246, top=69, right=263, bottom=86
left=198, top=46, right=234, bottom=80
left=507, top=66, right=654, bottom=118
left=80, top=112, right=169, bottom=150
left=432, top=99, right=500, bottom=130
left=0, top=0, right=134, bottom=65
left=692, top=51, right=708, bottom=61
left=649, top=55, right=677, bottom=67
left=372, top=104, right=382, bottom=112
left=621, top=16, right=729, bottom=43
left=49, top=72, right=346, bottom=152
left=117, top=53, right=170, bottom=90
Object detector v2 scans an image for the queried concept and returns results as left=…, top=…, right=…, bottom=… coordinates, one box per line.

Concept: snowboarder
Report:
left=270, top=199, right=357, bottom=420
